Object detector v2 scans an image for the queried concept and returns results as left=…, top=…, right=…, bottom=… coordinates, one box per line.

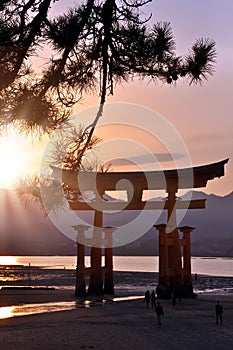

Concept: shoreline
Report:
left=1, top=266, right=233, bottom=296
left=0, top=289, right=233, bottom=350
left=0, top=266, right=233, bottom=349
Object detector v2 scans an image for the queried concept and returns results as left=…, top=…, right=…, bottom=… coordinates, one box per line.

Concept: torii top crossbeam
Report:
left=51, top=158, right=229, bottom=211
left=52, top=158, right=228, bottom=192
left=53, top=158, right=228, bottom=191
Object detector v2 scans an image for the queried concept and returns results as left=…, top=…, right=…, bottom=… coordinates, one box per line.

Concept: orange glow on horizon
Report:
left=0, top=256, right=19, bottom=266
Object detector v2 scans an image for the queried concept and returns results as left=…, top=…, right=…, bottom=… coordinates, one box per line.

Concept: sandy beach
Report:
left=0, top=289, right=233, bottom=350
left=0, top=266, right=233, bottom=350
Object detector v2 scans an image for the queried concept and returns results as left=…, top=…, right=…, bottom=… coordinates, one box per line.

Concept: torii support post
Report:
left=76, top=242, right=86, bottom=296
left=179, top=226, right=195, bottom=297
left=103, top=227, right=115, bottom=294
left=72, top=225, right=89, bottom=297
left=154, top=224, right=170, bottom=298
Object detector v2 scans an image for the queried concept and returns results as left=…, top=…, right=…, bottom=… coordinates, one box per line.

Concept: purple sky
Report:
left=76, top=0, right=233, bottom=195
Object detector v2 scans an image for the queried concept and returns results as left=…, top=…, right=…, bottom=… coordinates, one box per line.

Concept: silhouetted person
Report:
left=171, top=291, right=176, bottom=307
left=215, top=301, right=223, bottom=324
left=155, top=302, right=164, bottom=326
left=151, top=290, right=156, bottom=307
left=144, top=289, right=151, bottom=307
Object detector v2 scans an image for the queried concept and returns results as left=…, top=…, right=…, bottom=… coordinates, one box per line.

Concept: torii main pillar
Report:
left=88, top=209, right=104, bottom=295
left=154, top=224, right=170, bottom=298
left=179, top=225, right=195, bottom=297
left=166, top=190, right=182, bottom=289
left=155, top=224, right=195, bottom=298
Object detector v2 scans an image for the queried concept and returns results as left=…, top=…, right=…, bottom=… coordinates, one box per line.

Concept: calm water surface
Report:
left=1, top=255, right=233, bottom=277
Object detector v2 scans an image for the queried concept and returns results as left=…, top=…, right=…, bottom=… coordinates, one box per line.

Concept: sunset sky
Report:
left=0, top=0, right=232, bottom=196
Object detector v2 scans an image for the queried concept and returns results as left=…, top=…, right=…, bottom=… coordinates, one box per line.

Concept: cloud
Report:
left=107, top=152, right=184, bottom=168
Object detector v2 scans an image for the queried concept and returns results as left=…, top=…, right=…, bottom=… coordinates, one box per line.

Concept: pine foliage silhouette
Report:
left=0, top=0, right=216, bottom=137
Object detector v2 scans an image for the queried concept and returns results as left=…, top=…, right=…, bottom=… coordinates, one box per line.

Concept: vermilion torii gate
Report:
left=52, top=158, right=228, bottom=297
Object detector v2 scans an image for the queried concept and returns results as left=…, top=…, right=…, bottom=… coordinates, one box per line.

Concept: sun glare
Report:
left=0, top=306, right=15, bottom=320
left=0, top=128, right=42, bottom=188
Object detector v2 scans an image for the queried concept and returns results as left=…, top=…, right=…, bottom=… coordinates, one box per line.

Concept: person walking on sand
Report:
left=171, top=291, right=176, bottom=307
left=215, top=301, right=223, bottom=324
left=155, top=302, right=164, bottom=326
left=144, top=290, right=151, bottom=307
left=151, top=290, right=156, bottom=307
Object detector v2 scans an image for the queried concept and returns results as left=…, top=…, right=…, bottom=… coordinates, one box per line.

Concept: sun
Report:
left=0, top=129, right=36, bottom=188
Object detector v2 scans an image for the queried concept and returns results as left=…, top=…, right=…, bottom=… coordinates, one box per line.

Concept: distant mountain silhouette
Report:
left=121, top=190, right=233, bottom=257
left=0, top=188, right=76, bottom=256
left=0, top=188, right=232, bottom=257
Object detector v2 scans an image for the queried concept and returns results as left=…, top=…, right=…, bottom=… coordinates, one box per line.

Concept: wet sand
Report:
left=0, top=290, right=233, bottom=350
left=1, top=265, right=233, bottom=295
left=0, top=267, right=233, bottom=349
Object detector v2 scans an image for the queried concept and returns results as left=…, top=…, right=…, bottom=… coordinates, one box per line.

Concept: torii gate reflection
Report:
left=52, top=158, right=228, bottom=298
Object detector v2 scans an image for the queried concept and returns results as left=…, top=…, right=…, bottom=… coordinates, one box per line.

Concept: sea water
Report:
left=3, top=255, right=233, bottom=277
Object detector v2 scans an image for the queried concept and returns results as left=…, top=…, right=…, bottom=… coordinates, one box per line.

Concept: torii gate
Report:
left=52, top=158, right=228, bottom=297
